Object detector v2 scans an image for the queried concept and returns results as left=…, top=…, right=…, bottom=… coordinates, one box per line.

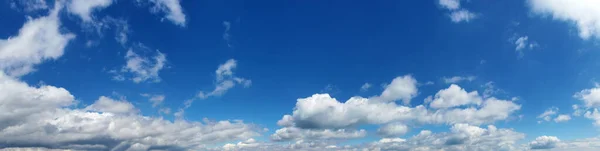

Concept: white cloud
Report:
left=529, top=136, right=562, bottom=150
left=428, top=84, right=482, bottom=109
left=377, top=123, right=408, bottom=137
left=9, top=0, right=48, bottom=12
left=270, top=127, right=366, bottom=142
left=197, top=59, right=251, bottom=99
left=438, top=0, right=478, bottom=23
left=575, top=86, right=600, bottom=108
left=141, top=93, right=165, bottom=107
left=449, top=9, right=477, bottom=23
left=377, top=75, right=418, bottom=104
left=538, top=107, right=559, bottom=122
left=554, top=114, right=571, bottom=123
left=360, top=83, right=372, bottom=92
left=101, top=17, right=130, bottom=46
left=439, top=0, right=460, bottom=10
left=118, top=48, right=167, bottom=83
left=145, top=0, right=186, bottom=26
left=528, top=0, right=600, bottom=39
left=443, top=76, right=476, bottom=84
left=514, top=36, right=539, bottom=57
left=67, top=0, right=113, bottom=22
left=276, top=76, right=521, bottom=137
left=84, top=96, right=137, bottom=114
left=366, top=124, right=524, bottom=151
left=0, top=3, right=75, bottom=77
left=0, top=71, right=260, bottom=150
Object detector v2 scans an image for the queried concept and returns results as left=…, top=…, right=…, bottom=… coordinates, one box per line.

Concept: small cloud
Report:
left=360, top=83, right=372, bottom=92
left=553, top=114, right=571, bottom=123
left=443, top=76, right=476, bottom=84
left=438, top=0, right=478, bottom=23
left=513, top=36, right=538, bottom=58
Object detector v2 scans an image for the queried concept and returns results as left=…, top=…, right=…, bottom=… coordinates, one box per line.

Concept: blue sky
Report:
left=2, top=0, right=600, bottom=150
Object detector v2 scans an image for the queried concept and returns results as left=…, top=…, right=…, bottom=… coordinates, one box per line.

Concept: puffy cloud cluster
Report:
left=0, top=2, right=75, bottom=77
left=274, top=75, right=521, bottom=143
left=529, top=136, right=562, bottom=150
left=0, top=72, right=260, bottom=150
left=427, top=84, right=482, bottom=109
left=528, top=0, right=600, bottom=39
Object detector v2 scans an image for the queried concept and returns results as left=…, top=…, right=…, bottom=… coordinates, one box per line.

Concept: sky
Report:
left=3, top=0, right=600, bottom=151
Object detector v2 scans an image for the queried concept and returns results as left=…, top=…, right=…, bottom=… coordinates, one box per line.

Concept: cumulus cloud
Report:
left=575, top=86, right=600, bottom=108
left=66, top=0, right=113, bottom=22
left=275, top=76, right=521, bottom=145
left=377, top=75, right=418, bottom=104
left=438, top=0, right=478, bottom=23
left=84, top=96, right=137, bottom=114
left=0, top=71, right=260, bottom=150
left=443, top=76, right=476, bottom=84
left=529, top=136, right=562, bottom=149
left=0, top=3, right=75, bottom=77
left=528, top=0, right=600, bottom=39
left=143, top=0, right=187, bottom=26
left=428, top=84, right=482, bottom=109
left=115, top=48, right=167, bottom=83
left=197, top=59, right=251, bottom=99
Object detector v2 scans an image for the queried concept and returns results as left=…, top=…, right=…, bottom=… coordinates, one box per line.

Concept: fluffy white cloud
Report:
left=530, top=136, right=562, bottom=149
left=145, top=0, right=186, bottom=26
left=575, top=87, right=600, bottom=108
left=554, top=114, right=571, bottom=123
left=270, top=127, right=366, bottom=142
left=276, top=76, right=521, bottom=140
left=84, top=96, right=137, bottom=114
left=428, top=84, right=482, bottom=109
left=67, top=0, right=113, bottom=22
left=0, top=72, right=260, bottom=150
left=528, top=0, right=600, bottom=39
left=197, top=59, right=251, bottom=99
left=377, top=75, right=418, bottom=104
left=438, top=0, right=478, bottom=23
left=117, top=48, right=167, bottom=83
left=360, top=83, right=372, bottom=92
left=443, top=76, right=476, bottom=84
left=0, top=3, right=75, bottom=77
